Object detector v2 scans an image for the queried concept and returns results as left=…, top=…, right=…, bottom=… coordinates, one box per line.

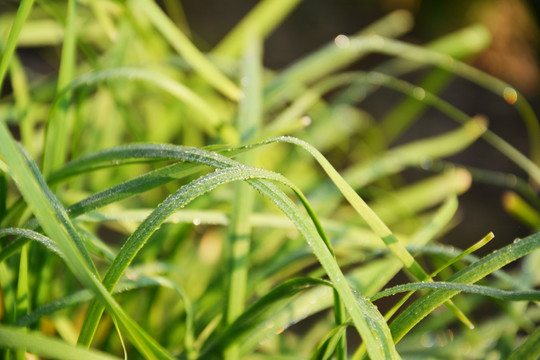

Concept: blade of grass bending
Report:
left=213, top=0, right=302, bottom=58
left=266, top=136, right=474, bottom=329
left=77, top=167, right=302, bottom=347
left=390, top=230, right=540, bottom=343
left=69, top=147, right=397, bottom=359
left=332, top=25, right=490, bottom=106
left=225, top=31, right=262, bottom=360
left=368, top=37, right=540, bottom=170
left=362, top=72, right=540, bottom=186
left=42, top=0, right=77, bottom=177
left=0, top=123, right=175, bottom=359
left=248, top=179, right=400, bottom=359
left=0, top=325, right=121, bottom=360
left=0, top=228, right=61, bottom=257
left=0, top=0, right=35, bottom=89
left=131, top=0, right=241, bottom=101
left=375, top=232, right=495, bottom=327
left=372, top=281, right=540, bottom=302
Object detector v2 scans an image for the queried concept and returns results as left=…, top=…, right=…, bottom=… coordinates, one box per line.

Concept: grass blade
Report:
left=0, top=325, right=121, bottom=360
left=132, top=0, right=241, bottom=101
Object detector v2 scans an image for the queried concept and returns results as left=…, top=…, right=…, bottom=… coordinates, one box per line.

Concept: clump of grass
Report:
left=1, top=1, right=540, bottom=359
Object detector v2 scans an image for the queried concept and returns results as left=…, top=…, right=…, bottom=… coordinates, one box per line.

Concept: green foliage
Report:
left=0, top=1, right=539, bottom=359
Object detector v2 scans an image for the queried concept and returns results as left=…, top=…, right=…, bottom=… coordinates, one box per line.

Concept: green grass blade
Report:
left=372, top=282, right=540, bottom=302
left=390, top=230, right=540, bottom=342
left=370, top=37, right=540, bottom=170
left=508, top=324, right=540, bottom=360
left=0, top=0, right=35, bottom=89
left=132, top=0, right=241, bottom=101
left=77, top=166, right=300, bottom=347
left=225, top=30, right=262, bottom=359
left=65, top=142, right=398, bottom=358
left=0, top=325, right=121, bottom=360
left=264, top=10, right=413, bottom=108
left=265, top=136, right=474, bottom=329
left=0, top=228, right=61, bottom=257
left=213, top=0, right=302, bottom=57
left=42, top=0, right=78, bottom=177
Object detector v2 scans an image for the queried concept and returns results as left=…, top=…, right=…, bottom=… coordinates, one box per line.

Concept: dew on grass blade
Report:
left=334, top=34, right=350, bottom=48
left=503, top=87, right=518, bottom=104
left=413, top=87, right=426, bottom=100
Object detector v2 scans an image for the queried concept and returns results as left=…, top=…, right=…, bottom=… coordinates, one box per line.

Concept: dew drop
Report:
left=503, top=87, right=518, bottom=104
left=193, top=218, right=201, bottom=226
left=334, top=34, right=350, bottom=49
left=420, top=157, right=432, bottom=170
left=413, top=87, right=426, bottom=100
left=301, top=116, right=312, bottom=127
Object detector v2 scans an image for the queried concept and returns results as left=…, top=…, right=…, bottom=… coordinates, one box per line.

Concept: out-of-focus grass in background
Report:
left=0, top=0, right=540, bottom=359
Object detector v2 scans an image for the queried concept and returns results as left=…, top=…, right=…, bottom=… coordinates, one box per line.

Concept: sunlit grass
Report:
left=1, top=1, right=540, bottom=359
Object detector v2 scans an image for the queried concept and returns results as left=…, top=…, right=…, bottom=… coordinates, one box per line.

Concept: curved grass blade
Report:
left=361, top=71, right=540, bottom=185
left=68, top=146, right=399, bottom=358
left=372, top=282, right=540, bottom=302
left=247, top=179, right=400, bottom=359
left=0, top=227, right=61, bottom=257
left=0, top=325, right=121, bottom=360
left=261, top=136, right=474, bottom=328
left=390, top=230, right=540, bottom=343
left=264, top=10, right=414, bottom=108
left=366, top=36, right=540, bottom=169
left=77, top=166, right=304, bottom=346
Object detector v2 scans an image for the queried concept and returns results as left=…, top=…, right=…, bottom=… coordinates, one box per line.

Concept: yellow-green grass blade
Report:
left=132, top=0, right=241, bottom=101
left=0, top=325, right=121, bottom=360
left=266, top=136, right=474, bottom=329
left=360, top=72, right=540, bottom=185
left=0, top=0, right=35, bottom=89
left=503, top=191, right=540, bottom=230
left=42, top=0, right=78, bottom=177
left=372, top=282, right=540, bottom=302
left=225, top=31, right=262, bottom=360
left=213, top=0, right=302, bottom=58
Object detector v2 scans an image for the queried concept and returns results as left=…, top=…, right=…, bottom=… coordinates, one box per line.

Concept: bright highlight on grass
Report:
left=1, top=1, right=540, bottom=360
